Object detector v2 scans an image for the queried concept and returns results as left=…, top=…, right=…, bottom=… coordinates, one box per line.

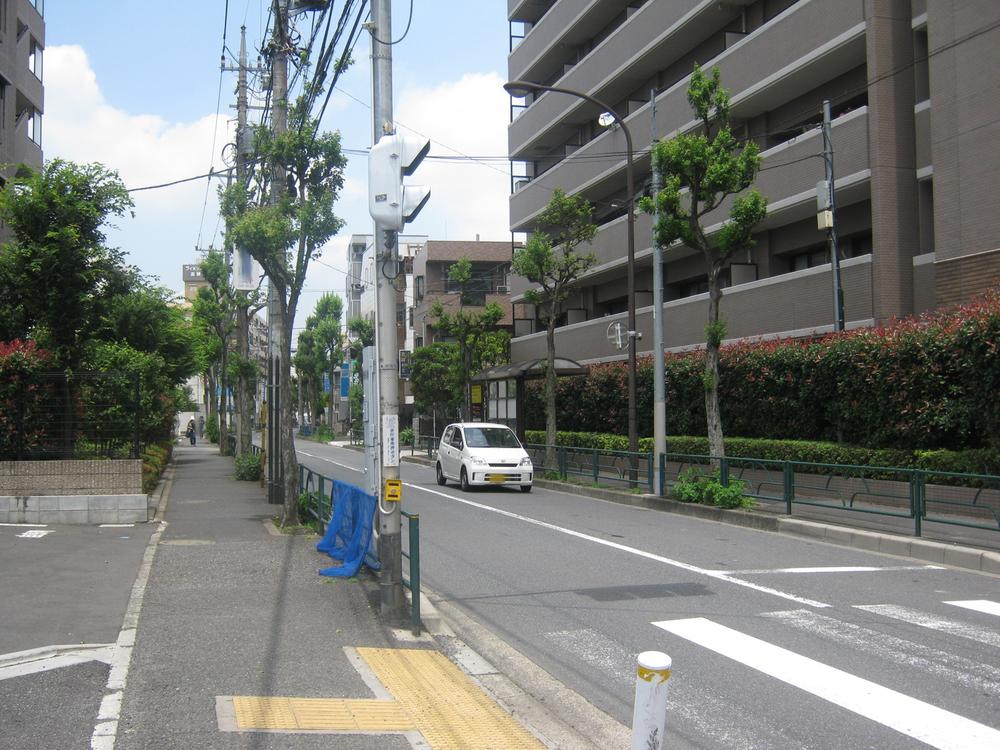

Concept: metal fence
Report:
left=660, top=453, right=1000, bottom=537
left=0, top=371, right=140, bottom=460
left=525, top=443, right=655, bottom=493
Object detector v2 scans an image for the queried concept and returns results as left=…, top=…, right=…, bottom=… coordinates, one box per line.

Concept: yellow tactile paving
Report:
left=230, top=647, right=545, bottom=748
left=357, top=647, right=544, bottom=749
left=232, top=696, right=413, bottom=731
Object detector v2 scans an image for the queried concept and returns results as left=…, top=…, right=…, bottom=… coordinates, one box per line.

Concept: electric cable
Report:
left=368, top=0, right=413, bottom=46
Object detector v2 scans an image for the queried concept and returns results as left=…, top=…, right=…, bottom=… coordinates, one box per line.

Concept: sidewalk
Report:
left=110, top=443, right=618, bottom=749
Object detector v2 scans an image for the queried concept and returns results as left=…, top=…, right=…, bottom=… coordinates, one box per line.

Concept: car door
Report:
left=439, top=426, right=455, bottom=478
left=449, top=428, right=466, bottom=479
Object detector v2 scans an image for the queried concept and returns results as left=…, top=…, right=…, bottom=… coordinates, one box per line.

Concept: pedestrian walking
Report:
left=187, top=418, right=197, bottom=446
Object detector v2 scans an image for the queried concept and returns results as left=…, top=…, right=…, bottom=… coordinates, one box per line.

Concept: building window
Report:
left=28, top=39, right=42, bottom=80
left=27, top=109, right=41, bottom=145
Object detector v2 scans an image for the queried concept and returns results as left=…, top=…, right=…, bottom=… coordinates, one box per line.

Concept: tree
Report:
left=640, top=64, right=767, bottom=459
left=292, top=327, right=323, bottom=425
left=409, top=342, right=463, bottom=428
left=0, top=160, right=134, bottom=370
left=429, top=257, right=506, bottom=419
left=191, top=251, right=235, bottom=454
left=310, top=293, right=344, bottom=424
left=220, top=101, right=347, bottom=525
left=511, top=189, right=597, bottom=467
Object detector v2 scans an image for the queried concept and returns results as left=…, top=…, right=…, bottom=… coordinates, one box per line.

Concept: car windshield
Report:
left=463, top=427, right=521, bottom=449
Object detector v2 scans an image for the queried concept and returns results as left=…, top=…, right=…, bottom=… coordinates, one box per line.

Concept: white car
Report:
left=435, top=423, right=533, bottom=492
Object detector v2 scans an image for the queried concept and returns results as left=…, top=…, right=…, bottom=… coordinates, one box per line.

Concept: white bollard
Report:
left=631, top=650, right=672, bottom=750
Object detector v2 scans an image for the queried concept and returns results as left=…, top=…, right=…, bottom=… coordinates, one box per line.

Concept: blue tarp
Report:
left=316, top=480, right=380, bottom=577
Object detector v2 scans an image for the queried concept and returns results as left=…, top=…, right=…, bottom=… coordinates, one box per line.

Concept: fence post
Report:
left=911, top=470, right=924, bottom=538
left=659, top=453, right=666, bottom=496
left=720, top=457, right=729, bottom=486
left=784, top=462, right=794, bottom=515
left=319, top=475, right=327, bottom=533
left=631, top=650, right=671, bottom=750
left=409, top=514, right=421, bottom=636
left=592, top=449, right=599, bottom=484
left=559, top=446, right=567, bottom=479
left=647, top=452, right=654, bottom=494
left=132, top=372, right=141, bottom=459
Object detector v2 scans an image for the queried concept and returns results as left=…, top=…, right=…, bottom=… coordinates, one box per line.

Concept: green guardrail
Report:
left=296, top=463, right=422, bottom=634
left=658, top=452, right=1000, bottom=538
left=525, top=443, right=654, bottom=493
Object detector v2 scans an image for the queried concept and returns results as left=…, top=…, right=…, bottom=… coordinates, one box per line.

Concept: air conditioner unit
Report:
left=496, top=285, right=509, bottom=294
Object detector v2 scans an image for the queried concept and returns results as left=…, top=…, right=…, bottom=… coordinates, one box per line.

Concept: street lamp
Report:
left=504, top=80, right=639, bottom=468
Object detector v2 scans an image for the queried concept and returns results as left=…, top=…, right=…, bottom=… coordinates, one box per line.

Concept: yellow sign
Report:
left=384, top=479, right=402, bottom=502
left=470, top=384, right=482, bottom=404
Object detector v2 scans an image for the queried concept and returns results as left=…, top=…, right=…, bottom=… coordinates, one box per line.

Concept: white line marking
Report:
left=411, top=484, right=829, bottom=608
left=0, top=522, right=47, bottom=527
left=297, top=447, right=829, bottom=607
left=763, top=609, right=1000, bottom=694
left=653, top=617, right=1000, bottom=750
left=0, top=644, right=114, bottom=681
left=17, top=529, right=53, bottom=538
left=713, top=565, right=944, bottom=575
left=945, top=599, right=1000, bottom=618
left=855, top=604, right=1000, bottom=649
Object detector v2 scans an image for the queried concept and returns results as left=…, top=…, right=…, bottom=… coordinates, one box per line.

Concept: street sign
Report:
left=381, top=414, right=399, bottom=468
left=398, top=349, right=412, bottom=380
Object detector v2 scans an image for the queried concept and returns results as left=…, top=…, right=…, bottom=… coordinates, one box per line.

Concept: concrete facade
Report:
left=506, top=0, right=1000, bottom=364
left=0, top=0, right=44, bottom=185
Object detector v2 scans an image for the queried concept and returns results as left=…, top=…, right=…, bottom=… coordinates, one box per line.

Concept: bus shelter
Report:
left=470, top=358, right=587, bottom=443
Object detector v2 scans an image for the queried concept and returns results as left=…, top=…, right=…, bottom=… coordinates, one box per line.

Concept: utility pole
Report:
left=266, top=0, right=289, bottom=505
left=371, top=0, right=404, bottom=620
left=821, top=100, right=845, bottom=332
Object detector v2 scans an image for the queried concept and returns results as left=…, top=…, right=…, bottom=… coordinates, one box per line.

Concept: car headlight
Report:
left=519, top=456, right=532, bottom=466
left=469, top=456, right=488, bottom=466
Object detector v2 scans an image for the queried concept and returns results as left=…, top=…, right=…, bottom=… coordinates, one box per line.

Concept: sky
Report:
left=44, top=1, right=514, bottom=336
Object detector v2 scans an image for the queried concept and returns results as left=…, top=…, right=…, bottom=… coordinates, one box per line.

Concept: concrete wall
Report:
left=0, top=459, right=143, bottom=496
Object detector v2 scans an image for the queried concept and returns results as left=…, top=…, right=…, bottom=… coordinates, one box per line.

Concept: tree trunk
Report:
left=218, top=348, right=229, bottom=454
left=279, top=310, right=299, bottom=526
left=544, top=314, right=557, bottom=472
left=705, top=269, right=725, bottom=463
left=235, top=305, right=252, bottom=457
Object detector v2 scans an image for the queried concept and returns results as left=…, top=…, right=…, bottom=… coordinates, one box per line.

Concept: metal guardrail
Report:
left=525, top=443, right=655, bottom=493
left=659, top=452, right=1000, bottom=538
left=295, top=462, right=422, bottom=633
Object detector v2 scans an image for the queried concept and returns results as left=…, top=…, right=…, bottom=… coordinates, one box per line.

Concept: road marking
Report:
left=222, top=647, right=544, bottom=747
left=17, top=529, right=53, bottom=538
left=945, top=599, right=1000, bottom=618
left=653, top=617, right=1000, bottom=750
left=763, top=609, right=1000, bottom=694
left=713, top=565, right=944, bottom=575
left=301, top=447, right=829, bottom=607
left=412, top=484, right=829, bottom=608
left=0, top=644, right=114, bottom=681
left=855, top=604, right=1000, bottom=649
left=0, top=522, right=47, bottom=527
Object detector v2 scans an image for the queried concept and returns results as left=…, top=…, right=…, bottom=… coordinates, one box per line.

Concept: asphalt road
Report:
left=296, top=439, right=1000, bottom=750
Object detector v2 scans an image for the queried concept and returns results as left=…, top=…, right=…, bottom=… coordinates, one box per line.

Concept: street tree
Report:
left=309, top=292, right=344, bottom=424
left=0, top=159, right=134, bottom=370
left=409, top=342, right=463, bottom=429
left=429, top=257, right=506, bottom=419
left=511, top=189, right=597, bottom=467
left=220, top=102, right=347, bottom=525
left=640, top=64, right=767, bottom=459
left=292, top=327, right=324, bottom=425
left=191, top=251, right=236, bottom=454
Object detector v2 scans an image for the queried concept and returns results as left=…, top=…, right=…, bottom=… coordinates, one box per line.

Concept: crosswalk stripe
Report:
left=945, top=599, right=1000, bottom=618
left=763, top=609, right=1000, bottom=694
left=855, top=604, right=1000, bottom=649
left=653, top=617, right=1000, bottom=750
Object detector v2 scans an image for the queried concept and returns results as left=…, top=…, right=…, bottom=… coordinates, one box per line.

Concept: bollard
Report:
left=631, top=650, right=671, bottom=750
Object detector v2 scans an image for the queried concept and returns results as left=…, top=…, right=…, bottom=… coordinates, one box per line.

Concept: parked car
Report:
left=436, top=422, right=533, bottom=492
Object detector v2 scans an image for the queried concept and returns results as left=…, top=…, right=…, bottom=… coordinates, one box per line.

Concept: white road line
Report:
left=653, top=617, right=1000, bottom=750
left=763, top=609, right=1000, bottom=694
left=945, top=599, right=1000, bottom=618
left=0, top=522, right=47, bottom=527
left=411, top=484, right=829, bottom=608
left=712, top=565, right=944, bottom=575
left=16, top=529, right=53, bottom=538
left=0, top=644, right=114, bottom=681
left=298, top=448, right=829, bottom=607
left=855, top=604, right=1000, bottom=649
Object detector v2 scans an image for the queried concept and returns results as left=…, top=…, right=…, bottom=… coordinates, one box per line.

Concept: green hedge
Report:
left=525, top=288, right=1000, bottom=451
left=141, top=440, right=173, bottom=493
left=525, top=430, right=1000, bottom=475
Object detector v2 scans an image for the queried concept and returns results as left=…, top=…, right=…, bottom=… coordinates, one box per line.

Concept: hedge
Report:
left=524, top=430, right=1000, bottom=475
left=525, top=288, right=1000, bottom=452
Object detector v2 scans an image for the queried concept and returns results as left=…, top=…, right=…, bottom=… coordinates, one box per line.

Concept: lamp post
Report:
left=503, top=80, right=639, bottom=467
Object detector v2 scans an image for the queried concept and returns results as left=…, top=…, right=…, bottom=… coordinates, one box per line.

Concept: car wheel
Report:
left=436, top=463, right=447, bottom=486
left=520, top=484, right=532, bottom=493
left=460, top=467, right=471, bottom=492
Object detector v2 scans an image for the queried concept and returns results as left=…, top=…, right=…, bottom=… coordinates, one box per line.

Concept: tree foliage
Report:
left=409, top=342, right=463, bottom=424
left=640, top=64, right=767, bottom=459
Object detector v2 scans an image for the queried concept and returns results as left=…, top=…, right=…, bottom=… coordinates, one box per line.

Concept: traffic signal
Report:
left=368, top=132, right=431, bottom=231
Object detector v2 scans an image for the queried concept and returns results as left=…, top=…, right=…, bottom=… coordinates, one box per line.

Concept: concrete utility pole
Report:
left=822, top=100, right=845, bottom=332
left=266, top=0, right=289, bottom=505
left=371, top=0, right=404, bottom=620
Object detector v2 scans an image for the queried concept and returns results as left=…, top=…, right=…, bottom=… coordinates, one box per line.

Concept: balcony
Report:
left=509, top=0, right=867, bottom=229
left=510, top=254, right=874, bottom=362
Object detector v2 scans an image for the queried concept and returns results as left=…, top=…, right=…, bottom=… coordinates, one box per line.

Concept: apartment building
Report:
left=506, top=0, right=1000, bottom=364
left=0, top=0, right=44, bottom=186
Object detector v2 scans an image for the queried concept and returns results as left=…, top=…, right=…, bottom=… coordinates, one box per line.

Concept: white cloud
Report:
left=395, top=72, right=511, bottom=241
